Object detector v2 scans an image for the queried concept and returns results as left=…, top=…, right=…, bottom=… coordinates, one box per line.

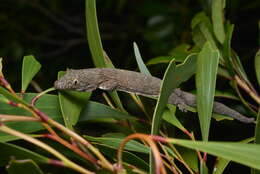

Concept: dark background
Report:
left=0, top=0, right=259, bottom=91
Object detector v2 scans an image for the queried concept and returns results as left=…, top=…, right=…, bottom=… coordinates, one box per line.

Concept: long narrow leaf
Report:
left=85, top=0, right=125, bottom=111
left=223, top=23, right=235, bottom=76
left=85, top=0, right=105, bottom=67
left=213, top=137, right=254, bottom=174
left=169, top=138, right=260, bottom=170
left=133, top=42, right=151, bottom=76
left=255, top=49, right=260, bottom=86
left=150, top=60, right=176, bottom=174
left=196, top=42, right=220, bottom=141
left=212, top=0, right=226, bottom=44
left=151, top=60, right=177, bottom=135
left=252, top=110, right=260, bottom=174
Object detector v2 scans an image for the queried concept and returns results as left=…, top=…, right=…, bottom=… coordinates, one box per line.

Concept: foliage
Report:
left=0, top=0, right=260, bottom=174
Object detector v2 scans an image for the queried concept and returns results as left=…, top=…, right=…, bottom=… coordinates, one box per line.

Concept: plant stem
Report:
left=44, top=134, right=98, bottom=165
left=235, top=75, right=260, bottom=105
left=117, top=133, right=166, bottom=174
left=48, top=118, right=114, bottom=171
left=0, top=114, right=40, bottom=122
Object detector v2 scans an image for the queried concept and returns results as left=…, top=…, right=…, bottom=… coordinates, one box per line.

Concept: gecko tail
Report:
left=213, top=101, right=255, bottom=123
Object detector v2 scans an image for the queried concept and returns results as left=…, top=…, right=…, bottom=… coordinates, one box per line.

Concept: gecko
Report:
left=54, top=68, right=255, bottom=123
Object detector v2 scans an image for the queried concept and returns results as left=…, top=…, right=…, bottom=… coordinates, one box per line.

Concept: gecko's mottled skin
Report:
left=54, top=68, right=255, bottom=123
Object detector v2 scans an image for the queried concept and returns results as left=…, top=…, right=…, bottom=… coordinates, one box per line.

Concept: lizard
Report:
left=54, top=68, right=255, bottom=123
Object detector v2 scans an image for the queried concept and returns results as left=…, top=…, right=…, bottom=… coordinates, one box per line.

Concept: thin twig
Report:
left=235, top=75, right=260, bottom=105
left=0, top=114, right=40, bottom=122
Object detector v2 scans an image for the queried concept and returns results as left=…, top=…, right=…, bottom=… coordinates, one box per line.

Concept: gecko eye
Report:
left=72, top=79, right=79, bottom=85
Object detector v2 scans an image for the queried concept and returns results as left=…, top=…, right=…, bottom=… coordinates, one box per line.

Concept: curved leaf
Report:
left=21, top=55, right=41, bottom=92
left=151, top=60, right=177, bottom=135
left=133, top=42, right=151, bottom=76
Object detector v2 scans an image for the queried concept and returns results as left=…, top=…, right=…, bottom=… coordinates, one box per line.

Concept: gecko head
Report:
left=54, top=69, right=98, bottom=92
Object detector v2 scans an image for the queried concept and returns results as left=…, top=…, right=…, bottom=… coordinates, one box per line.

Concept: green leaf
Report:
left=151, top=60, right=177, bottom=135
left=223, top=23, right=235, bottom=76
left=58, top=90, right=91, bottom=129
left=85, top=0, right=105, bottom=67
left=79, top=101, right=136, bottom=121
left=212, top=0, right=226, bottom=44
left=0, top=93, right=63, bottom=142
left=174, top=53, right=197, bottom=86
left=150, top=60, right=177, bottom=174
left=84, top=135, right=149, bottom=153
left=21, top=55, right=41, bottom=92
left=196, top=42, right=220, bottom=141
left=217, top=66, right=232, bottom=79
left=212, top=113, right=233, bottom=122
left=0, top=93, right=61, bottom=118
left=215, top=90, right=239, bottom=100
left=152, top=54, right=197, bottom=135
left=0, top=86, right=29, bottom=106
left=146, top=56, right=174, bottom=66
left=57, top=71, right=91, bottom=129
left=255, top=49, right=260, bottom=86
left=133, top=42, right=151, bottom=76
left=213, top=138, right=253, bottom=174
left=7, top=159, right=44, bottom=174
left=232, top=51, right=254, bottom=89
left=169, top=138, right=260, bottom=170
left=169, top=44, right=199, bottom=62
left=252, top=110, right=260, bottom=174
left=213, top=158, right=229, bottom=174
left=85, top=0, right=125, bottom=112
left=162, top=106, right=185, bottom=131
left=200, top=161, right=209, bottom=174
left=191, top=12, right=218, bottom=50
left=199, top=22, right=217, bottom=49
left=163, top=146, right=178, bottom=159
left=178, top=146, right=199, bottom=173
left=0, top=142, right=48, bottom=166
left=255, top=110, right=260, bottom=145
left=191, top=12, right=209, bottom=29
left=146, top=46, right=198, bottom=66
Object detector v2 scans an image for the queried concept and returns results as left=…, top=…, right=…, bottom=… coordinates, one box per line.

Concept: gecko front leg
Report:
left=99, top=80, right=118, bottom=91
